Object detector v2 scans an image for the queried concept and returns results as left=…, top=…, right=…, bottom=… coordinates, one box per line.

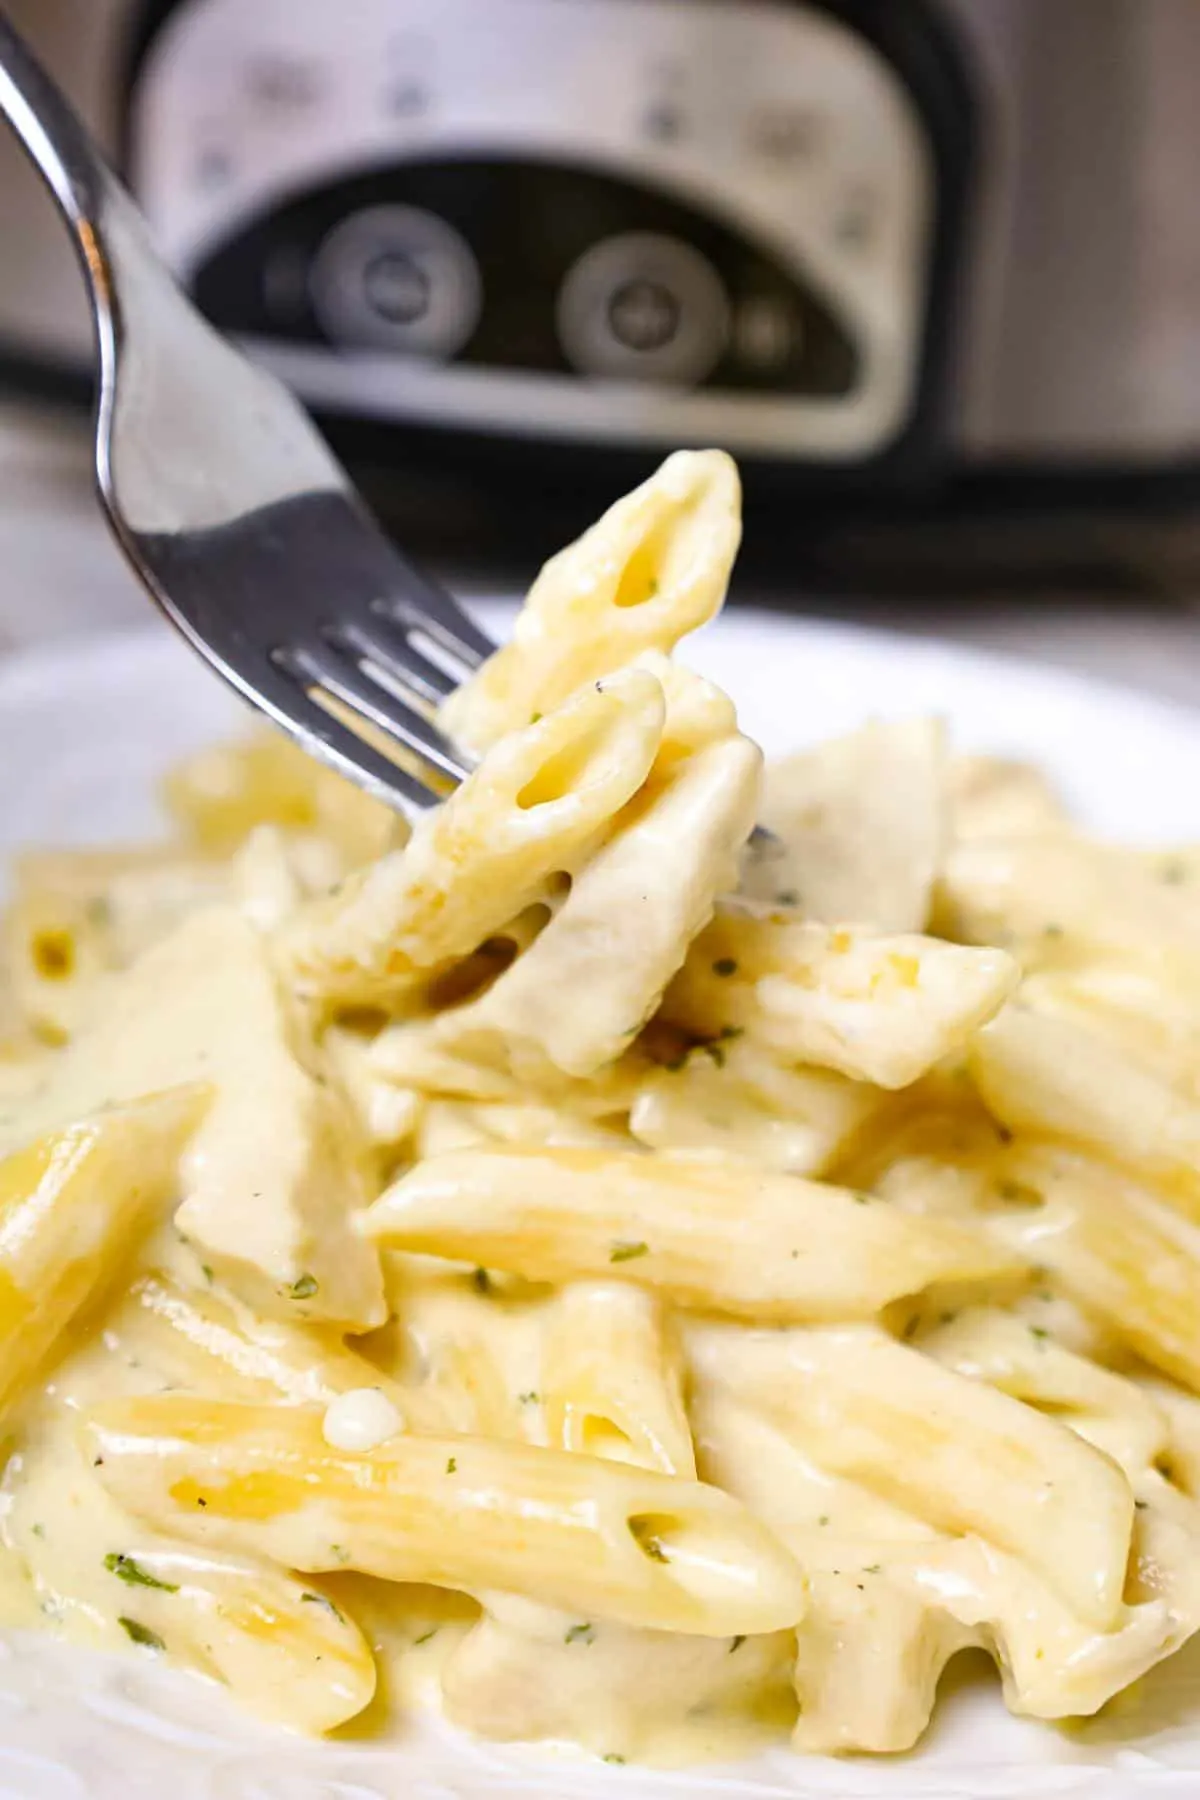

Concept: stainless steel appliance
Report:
left=0, top=0, right=1197, bottom=582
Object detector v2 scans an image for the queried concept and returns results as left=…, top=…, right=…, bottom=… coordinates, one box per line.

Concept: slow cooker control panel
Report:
left=131, top=0, right=934, bottom=460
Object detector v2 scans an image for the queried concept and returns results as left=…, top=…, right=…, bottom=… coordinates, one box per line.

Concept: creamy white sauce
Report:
left=322, top=1387, right=404, bottom=1453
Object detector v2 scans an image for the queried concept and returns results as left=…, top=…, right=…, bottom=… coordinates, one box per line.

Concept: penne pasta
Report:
left=114, top=1269, right=410, bottom=1413
left=541, top=1281, right=695, bottom=1476
left=630, top=1035, right=892, bottom=1176
left=947, top=755, right=1069, bottom=843
left=364, top=1144, right=1022, bottom=1321
left=442, top=450, right=741, bottom=750
left=742, top=718, right=946, bottom=933
left=985, top=1143, right=1200, bottom=1392
left=665, top=907, right=1019, bottom=1088
left=280, top=668, right=666, bottom=1007
left=6, top=1439, right=375, bottom=1733
left=686, top=1321, right=1134, bottom=1629
left=0, top=906, right=386, bottom=1331
left=940, top=833, right=1200, bottom=982
left=970, top=1003, right=1200, bottom=1215
left=436, top=731, right=761, bottom=1078
left=0, top=1087, right=208, bottom=1418
left=164, top=729, right=403, bottom=869
left=83, top=1395, right=807, bottom=1638
left=9, top=451, right=1200, bottom=1768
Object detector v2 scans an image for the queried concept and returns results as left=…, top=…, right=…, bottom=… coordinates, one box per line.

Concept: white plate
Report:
left=3, top=610, right=1200, bottom=1800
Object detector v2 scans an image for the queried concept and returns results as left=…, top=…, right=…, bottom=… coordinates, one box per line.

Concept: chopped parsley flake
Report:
left=1135, top=1499, right=1148, bottom=1511
left=446, top=1457, right=457, bottom=1474
left=728, top=1634, right=746, bottom=1654
left=1029, top=1325, right=1050, bottom=1343
left=863, top=1563, right=882, bottom=1574
left=330, top=1543, right=350, bottom=1564
left=104, top=1553, right=178, bottom=1593
left=30, top=1523, right=45, bottom=1539
left=853, top=1191, right=873, bottom=1205
left=610, top=1240, right=649, bottom=1263
left=530, top=711, right=543, bottom=724
left=1043, top=922, right=1064, bottom=939
left=200, top=1264, right=214, bottom=1285
left=603, top=1753, right=626, bottom=1764
left=472, top=1268, right=493, bottom=1295
left=413, top=1628, right=438, bottom=1646
left=776, top=889, right=800, bottom=907
left=817, top=1515, right=830, bottom=1527
left=286, top=1273, right=318, bottom=1300
left=301, top=1591, right=342, bottom=1619
left=119, top=1617, right=166, bottom=1651
left=565, top=1621, right=595, bottom=1645
left=517, top=1391, right=541, bottom=1405
left=712, top=957, right=738, bottom=978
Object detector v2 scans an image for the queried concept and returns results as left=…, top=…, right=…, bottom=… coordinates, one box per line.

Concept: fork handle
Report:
left=0, top=12, right=116, bottom=256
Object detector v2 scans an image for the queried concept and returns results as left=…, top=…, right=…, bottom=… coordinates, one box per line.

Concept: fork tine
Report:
left=331, top=616, right=460, bottom=708
left=378, top=554, right=494, bottom=672
left=246, top=659, right=448, bottom=816
left=273, top=642, right=470, bottom=787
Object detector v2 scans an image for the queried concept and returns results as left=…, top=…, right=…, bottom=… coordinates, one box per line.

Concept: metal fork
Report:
left=0, top=14, right=496, bottom=818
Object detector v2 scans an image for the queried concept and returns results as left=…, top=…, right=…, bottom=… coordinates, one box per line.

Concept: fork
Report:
left=0, top=13, right=496, bottom=818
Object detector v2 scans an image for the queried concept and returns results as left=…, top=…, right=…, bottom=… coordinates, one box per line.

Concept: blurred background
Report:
left=0, top=0, right=1198, bottom=694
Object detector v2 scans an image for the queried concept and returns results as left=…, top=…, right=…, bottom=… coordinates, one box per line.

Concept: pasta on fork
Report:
left=4, top=448, right=1200, bottom=1768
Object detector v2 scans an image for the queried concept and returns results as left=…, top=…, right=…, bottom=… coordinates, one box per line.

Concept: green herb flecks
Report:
left=301, top=1590, right=342, bottom=1620
left=610, top=1240, right=649, bottom=1264
left=728, top=1634, right=746, bottom=1654
left=565, top=1621, right=595, bottom=1645
left=285, top=1273, right=319, bottom=1300
left=119, top=1617, right=166, bottom=1651
left=104, top=1553, right=178, bottom=1593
